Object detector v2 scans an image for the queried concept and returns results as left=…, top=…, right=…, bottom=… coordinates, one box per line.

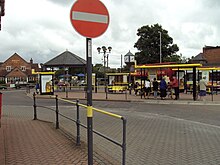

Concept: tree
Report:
left=163, top=53, right=188, bottom=63
left=92, top=63, right=104, bottom=78
left=134, top=24, right=179, bottom=64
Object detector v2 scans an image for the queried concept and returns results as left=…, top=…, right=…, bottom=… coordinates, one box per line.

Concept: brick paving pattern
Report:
left=0, top=105, right=116, bottom=165
left=1, top=89, right=220, bottom=165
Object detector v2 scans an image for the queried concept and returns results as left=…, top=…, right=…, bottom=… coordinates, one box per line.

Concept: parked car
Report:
left=78, top=80, right=86, bottom=86
left=0, top=86, right=7, bottom=90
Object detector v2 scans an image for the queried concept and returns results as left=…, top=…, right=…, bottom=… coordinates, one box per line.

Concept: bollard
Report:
left=33, top=92, right=37, bottom=120
left=55, top=95, right=59, bottom=129
left=0, top=92, right=2, bottom=127
left=76, top=99, right=81, bottom=146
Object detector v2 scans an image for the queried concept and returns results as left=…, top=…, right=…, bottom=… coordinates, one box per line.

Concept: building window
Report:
left=21, top=66, right=26, bottom=71
left=6, top=66, right=11, bottom=72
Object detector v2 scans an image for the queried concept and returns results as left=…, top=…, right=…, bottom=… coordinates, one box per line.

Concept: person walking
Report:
left=199, top=76, right=207, bottom=101
left=152, top=78, right=159, bottom=99
left=160, top=77, right=167, bottom=100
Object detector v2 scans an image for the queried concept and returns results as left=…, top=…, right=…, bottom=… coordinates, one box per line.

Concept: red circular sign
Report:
left=70, top=0, right=110, bottom=38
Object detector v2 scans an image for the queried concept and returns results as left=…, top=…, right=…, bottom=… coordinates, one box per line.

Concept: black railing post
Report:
left=122, top=117, right=127, bottom=165
left=211, top=70, right=214, bottom=101
left=76, top=99, right=81, bottom=146
left=193, top=67, right=197, bottom=101
left=33, top=92, right=37, bottom=120
left=55, top=95, right=59, bottom=129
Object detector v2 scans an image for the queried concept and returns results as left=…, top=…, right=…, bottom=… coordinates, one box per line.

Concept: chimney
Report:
left=30, top=58, right=33, bottom=64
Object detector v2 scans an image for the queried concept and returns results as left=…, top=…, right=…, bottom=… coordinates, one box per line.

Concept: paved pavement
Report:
left=0, top=104, right=116, bottom=165
left=1, top=89, right=220, bottom=165
left=53, top=89, right=220, bottom=105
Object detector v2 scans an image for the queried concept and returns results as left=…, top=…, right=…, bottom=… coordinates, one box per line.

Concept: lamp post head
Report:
left=108, top=46, right=112, bottom=52
left=102, top=46, right=107, bottom=53
left=97, top=46, right=112, bottom=54
left=97, top=47, right=101, bottom=53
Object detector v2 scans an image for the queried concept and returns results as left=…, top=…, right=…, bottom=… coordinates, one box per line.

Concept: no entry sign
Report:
left=70, top=0, right=110, bottom=38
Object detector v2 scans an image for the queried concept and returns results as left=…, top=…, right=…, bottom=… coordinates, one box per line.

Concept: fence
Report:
left=33, top=93, right=127, bottom=165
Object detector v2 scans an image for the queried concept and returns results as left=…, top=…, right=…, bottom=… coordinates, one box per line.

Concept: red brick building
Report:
left=191, top=46, right=220, bottom=66
left=0, top=53, right=40, bottom=84
left=203, top=46, right=220, bottom=66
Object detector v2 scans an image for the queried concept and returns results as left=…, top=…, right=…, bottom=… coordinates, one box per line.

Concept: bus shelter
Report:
left=135, top=63, right=202, bottom=101
left=173, top=67, right=220, bottom=101
left=32, top=69, right=55, bottom=95
left=106, top=73, right=129, bottom=93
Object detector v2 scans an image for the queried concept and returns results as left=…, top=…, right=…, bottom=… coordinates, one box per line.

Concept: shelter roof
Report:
left=44, top=50, right=86, bottom=67
left=135, top=63, right=202, bottom=69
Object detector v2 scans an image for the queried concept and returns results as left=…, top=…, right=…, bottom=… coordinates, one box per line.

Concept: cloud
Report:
left=47, top=0, right=72, bottom=6
left=1, top=0, right=220, bottom=68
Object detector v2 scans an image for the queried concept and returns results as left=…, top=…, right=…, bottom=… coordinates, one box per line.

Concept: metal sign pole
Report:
left=86, top=38, right=93, bottom=165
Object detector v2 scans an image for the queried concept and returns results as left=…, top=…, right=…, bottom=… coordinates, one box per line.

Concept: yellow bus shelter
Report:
left=135, top=63, right=202, bottom=101
left=173, top=67, right=220, bottom=101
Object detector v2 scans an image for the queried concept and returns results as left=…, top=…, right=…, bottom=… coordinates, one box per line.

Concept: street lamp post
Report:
left=97, top=46, right=112, bottom=99
left=0, top=0, right=5, bottom=31
left=159, top=31, right=162, bottom=63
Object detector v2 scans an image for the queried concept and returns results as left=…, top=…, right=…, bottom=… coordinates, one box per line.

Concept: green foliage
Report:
left=92, top=63, right=104, bottom=78
left=55, top=69, right=65, bottom=78
left=134, top=23, right=179, bottom=64
left=0, top=80, right=6, bottom=84
left=69, top=67, right=85, bottom=75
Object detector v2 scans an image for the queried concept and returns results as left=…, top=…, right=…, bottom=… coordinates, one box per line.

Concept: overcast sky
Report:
left=0, top=0, right=220, bottom=68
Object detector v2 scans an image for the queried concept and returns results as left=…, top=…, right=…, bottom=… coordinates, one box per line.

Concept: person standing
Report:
left=35, top=83, right=40, bottom=94
left=171, top=76, right=179, bottom=100
left=134, top=82, right=140, bottom=96
left=152, top=78, right=159, bottom=99
left=144, top=78, right=151, bottom=99
left=199, top=76, right=207, bottom=101
left=160, top=77, right=167, bottom=100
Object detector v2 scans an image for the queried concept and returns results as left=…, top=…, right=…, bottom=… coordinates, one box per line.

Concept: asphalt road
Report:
left=2, top=90, right=220, bottom=165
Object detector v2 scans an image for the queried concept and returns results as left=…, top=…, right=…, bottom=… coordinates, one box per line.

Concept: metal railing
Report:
left=54, top=85, right=129, bottom=100
left=33, top=93, right=127, bottom=165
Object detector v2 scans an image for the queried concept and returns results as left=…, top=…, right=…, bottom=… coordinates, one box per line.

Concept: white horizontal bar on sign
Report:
left=72, top=11, right=108, bottom=24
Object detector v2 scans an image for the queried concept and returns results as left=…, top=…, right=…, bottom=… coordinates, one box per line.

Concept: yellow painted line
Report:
left=87, top=106, right=93, bottom=117
left=92, top=107, right=122, bottom=119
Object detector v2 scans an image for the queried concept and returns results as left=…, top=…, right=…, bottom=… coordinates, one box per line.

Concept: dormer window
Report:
left=21, top=66, right=26, bottom=71
left=6, top=66, right=11, bottom=72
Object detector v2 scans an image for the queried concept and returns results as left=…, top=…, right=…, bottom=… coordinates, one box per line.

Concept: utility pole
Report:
left=0, top=0, right=5, bottom=31
left=159, top=31, right=162, bottom=63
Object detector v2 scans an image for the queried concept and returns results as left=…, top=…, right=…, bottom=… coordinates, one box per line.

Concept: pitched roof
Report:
left=44, top=50, right=86, bottom=67
left=191, top=53, right=206, bottom=61
left=4, top=53, right=28, bottom=64
left=5, top=67, right=28, bottom=77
